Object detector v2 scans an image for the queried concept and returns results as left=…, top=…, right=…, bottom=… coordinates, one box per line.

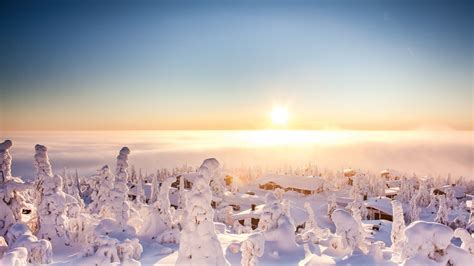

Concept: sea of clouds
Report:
left=1, top=130, right=472, bottom=180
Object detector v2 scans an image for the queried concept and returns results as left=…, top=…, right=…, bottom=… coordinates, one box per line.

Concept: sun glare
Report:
left=271, top=106, right=289, bottom=126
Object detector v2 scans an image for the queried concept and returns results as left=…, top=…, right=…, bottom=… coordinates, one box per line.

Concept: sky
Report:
left=0, top=0, right=472, bottom=130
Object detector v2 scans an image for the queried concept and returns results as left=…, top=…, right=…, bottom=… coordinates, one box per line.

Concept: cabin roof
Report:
left=364, top=196, right=394, bottom=216
left=232, top=201, right=309, bottom=225
left=256, top=174, right=324, bottom=191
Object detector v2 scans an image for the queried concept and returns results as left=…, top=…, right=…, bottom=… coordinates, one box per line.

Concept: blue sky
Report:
left=0, top=0, right=472, bottom=130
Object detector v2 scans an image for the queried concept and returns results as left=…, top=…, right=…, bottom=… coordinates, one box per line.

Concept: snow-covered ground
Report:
left=1, top=138, right=473, bottom=265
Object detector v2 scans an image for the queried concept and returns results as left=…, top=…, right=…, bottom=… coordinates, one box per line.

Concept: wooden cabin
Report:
left=256, top=174, right=324, bottom=195
left=364, top=196, right=395, bottom=221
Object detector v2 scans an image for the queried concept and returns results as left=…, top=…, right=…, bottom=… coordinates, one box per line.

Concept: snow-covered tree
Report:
left=157, top=177, right=176, bottom=230
left=33, top=144, right=52, bottom=206
left=0, top=140, right=30, bottom=236
left=390, top=200, right=405, bottom=254
left=453, top=228, right=474, bottom=255
left=115, top=147, right=130, bottom=183
left=134, top=173, right=144, bottom=204
left=176, top=159, right=230, bottom=266
left=435, top=195, right=449, bottom=225
left=149, top=173, right=159, bottom=204
left=201, top=158, right=227, bottom=197
left=33, top=145, right=72, bottom=247
left=402, top=221, right=471, bottom=265
left=297, top=202, right=330, bottom=244
left=327, top=193, right=338, bottom=220
left=104, top=147, right=132, bottom=228
left=6, top=223, right=53, bottom=264
left=408, top=192, right=420, bottom=223
left=88, top=165, right=115, bottom=214
left=468, top=201, right=474, bottom=233
left=241, top=233, right=264, bottom=266
left=37, top=174, right=70, bottom=246
left=416, top=179, right=432, bottom=207
left=331, top=209, right=365, bottom=254
left=0, top=140, right=13, bottom=181
left=396, top=176, right=416, bottom=203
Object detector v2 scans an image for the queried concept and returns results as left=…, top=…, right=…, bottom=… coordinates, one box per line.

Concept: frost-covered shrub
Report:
left=453, top=228, right=473, bottom=254
left=257, top=192, right=299, bottom=255
left=0, top=236, right=8, bottom=258
left=331, top=209, right=364, bottom=254
left=391, top=200, right=406, bottom=254
left=82, top=219, right=142, bottom=265
left=368, top=241, right=386, bottom=262
left=215, top=206, right=234, bottom=226
left=6, top=223, right=53, bottom=264
left=297, top=202, right=330, bottom=244
left=139, top=176, right=178, bottom=242
left=435, top=195, right=449, bottom=225
left=117, top=238, right=143, bottom=265
left=176, top=159, right=230, bottom=266
left=0, top=247, right=28, bottom=266
left=415, top=179, right=432, bottom=208
left=241, top=233, right=264, bottom=266
left=402, top=221, right=452, bottom=263
left=257, top=192, right=283, bottom=231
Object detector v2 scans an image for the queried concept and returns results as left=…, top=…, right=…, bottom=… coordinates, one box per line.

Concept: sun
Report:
left=271, top=106, right=289, bottom=126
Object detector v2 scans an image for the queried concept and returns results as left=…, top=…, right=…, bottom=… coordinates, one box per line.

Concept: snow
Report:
left=1, top=138, right=473, bottom=266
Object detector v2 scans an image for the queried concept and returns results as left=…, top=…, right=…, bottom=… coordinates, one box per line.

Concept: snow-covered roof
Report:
left=439, top=185, right=466, bottom=199
left=222, top=191, right=264, bottom=205
left=256, top=174, right=324, bottom=191
left=232, top=202, right=309, bottom=225
left=385, top=187, right=400, bottom=196
left=364, top=197, right=394, bottom=215
left=232, top=204, right=264, bottom=220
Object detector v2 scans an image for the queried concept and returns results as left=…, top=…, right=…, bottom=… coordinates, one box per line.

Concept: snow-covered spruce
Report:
left=36, top=174, right=70, bottom=247
left=88, top=165, right=115, bottom=214
left=390, top=200, right=406, bottom=255
left=176, top=159, right=230, bottom=266
left=0, top=140, right=13, bottom=181
left=34, top=144, right=52, bottom=182
left=34, top=144, right=74, bottom=247
left=0, top=140, right=31, bottom=236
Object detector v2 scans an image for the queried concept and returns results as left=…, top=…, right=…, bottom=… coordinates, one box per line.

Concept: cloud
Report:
left=2, top=130, right=472, bottom=180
